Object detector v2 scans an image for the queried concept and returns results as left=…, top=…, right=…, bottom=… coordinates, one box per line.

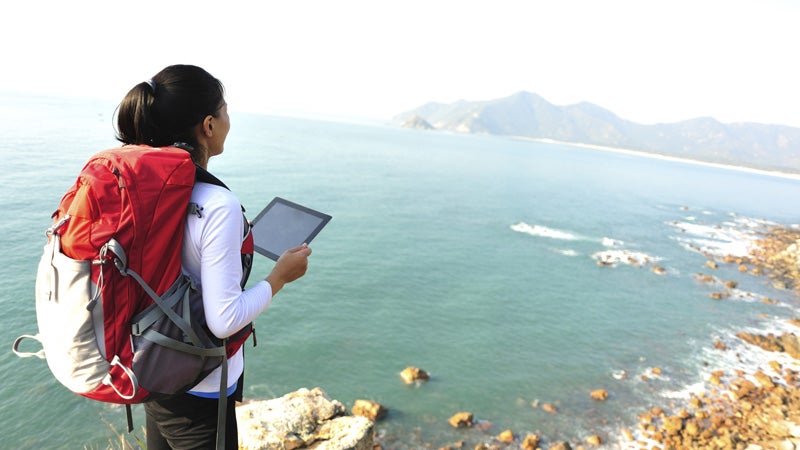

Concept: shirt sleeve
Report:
left=193, top=187, right=273, bottom=339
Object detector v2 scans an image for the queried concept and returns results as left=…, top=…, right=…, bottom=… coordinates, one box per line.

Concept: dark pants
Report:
left=144, top=392, right=238, bottom=450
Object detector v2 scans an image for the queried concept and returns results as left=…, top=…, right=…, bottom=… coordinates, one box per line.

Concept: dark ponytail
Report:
left=115, top=65, right=225, bottom=162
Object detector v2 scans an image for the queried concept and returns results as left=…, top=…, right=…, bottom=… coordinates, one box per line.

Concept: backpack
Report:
left=13, top=145, right=254, bottom=445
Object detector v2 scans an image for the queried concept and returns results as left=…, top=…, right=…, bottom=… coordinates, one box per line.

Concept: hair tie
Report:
left=146, top=79, right=156, bottom=94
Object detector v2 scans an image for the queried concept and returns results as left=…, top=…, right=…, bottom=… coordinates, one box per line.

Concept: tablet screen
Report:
left=250, top=197, right=332, bottom=260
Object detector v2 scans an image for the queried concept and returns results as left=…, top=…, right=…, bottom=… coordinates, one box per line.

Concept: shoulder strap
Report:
left=194, top=165, right=230, bottom=190
left=189, top=165, right=253, bottom=288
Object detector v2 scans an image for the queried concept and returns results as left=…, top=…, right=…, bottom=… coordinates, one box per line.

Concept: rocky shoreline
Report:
left=612, top=225, right=800, bottom=450
left=237, top=225, right=800, bottom=450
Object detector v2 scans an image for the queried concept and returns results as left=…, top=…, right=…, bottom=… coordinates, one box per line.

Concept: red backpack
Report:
left=13, top=145, right=253, bottom=433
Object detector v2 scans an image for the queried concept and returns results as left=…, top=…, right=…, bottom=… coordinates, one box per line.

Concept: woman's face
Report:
left=208, top=102, right=230, bottom=158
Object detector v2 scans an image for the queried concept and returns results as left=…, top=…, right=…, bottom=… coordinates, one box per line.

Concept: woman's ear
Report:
left=202, top=114, right=214, bottom=137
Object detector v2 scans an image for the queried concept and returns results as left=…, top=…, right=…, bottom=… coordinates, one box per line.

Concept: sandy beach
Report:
left=515, top=137, right=800, bottom=182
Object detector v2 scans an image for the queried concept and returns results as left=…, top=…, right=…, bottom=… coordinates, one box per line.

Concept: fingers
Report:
left=286, top=243, right=312, bottom=256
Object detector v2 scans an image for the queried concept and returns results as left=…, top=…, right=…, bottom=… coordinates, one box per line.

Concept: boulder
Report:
left=351, top=399, right=387, bottom=420
left=400, top=366, right=430, bottom=384
left=496, top=429, right=514, bottom=443
left=589, top=389, right=609, bottom=401
left=448, top=412, right=474, bottom=428
left=585, top=434, right=603, bottom=446
left=542, top=403, right=558, bottom=414
left=521, top=434, right=540, bottom=450
left=236, top=387, right=374, bottom=450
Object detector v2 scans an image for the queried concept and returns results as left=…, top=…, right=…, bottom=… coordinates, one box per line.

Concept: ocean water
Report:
left=2, top=92, right=800, bottom=449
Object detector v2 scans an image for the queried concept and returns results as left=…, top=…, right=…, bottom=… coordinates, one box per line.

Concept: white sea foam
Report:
left=601, top=237, right=624, bottom=247
left=553, top=248, right=579, bottom=257
left=592, top=249, right=661, bottom=267
left=669, top=218, right=765, bottom=258
left=660, top=381, right=706, bottom=400
left=510, top=222, right=580, bottom=240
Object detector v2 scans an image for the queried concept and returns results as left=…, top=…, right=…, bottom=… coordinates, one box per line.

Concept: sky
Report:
left=3, top=0, right=799, bottom=127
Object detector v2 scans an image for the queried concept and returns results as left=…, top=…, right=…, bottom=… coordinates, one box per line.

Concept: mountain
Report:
left=394, top=91, right=800, bottom=174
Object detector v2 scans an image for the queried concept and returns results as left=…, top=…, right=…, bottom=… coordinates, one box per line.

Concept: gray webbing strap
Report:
left=130, top=278, right=187, bottom=336
left=139, top=329, right=225, bottom=357
left=216, top=341, right=228, bottom=450
left=105, top=239, right=204, bottom=347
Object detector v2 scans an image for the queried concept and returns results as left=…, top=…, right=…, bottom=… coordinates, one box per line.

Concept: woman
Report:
left=116, top=64, right=312, bottom=449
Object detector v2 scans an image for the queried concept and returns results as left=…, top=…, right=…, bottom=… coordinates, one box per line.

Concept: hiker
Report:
left=116, top=64, right=312, bottom=449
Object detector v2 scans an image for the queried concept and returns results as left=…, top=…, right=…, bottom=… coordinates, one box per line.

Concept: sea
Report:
left=2, top=91, right=800, bottom=449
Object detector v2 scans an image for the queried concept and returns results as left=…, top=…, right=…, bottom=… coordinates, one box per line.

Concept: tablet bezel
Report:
left=250, top=197, right=332, bottom=260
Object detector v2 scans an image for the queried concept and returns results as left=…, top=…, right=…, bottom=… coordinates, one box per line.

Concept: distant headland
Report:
left=394, top=91, right=800, bottom=175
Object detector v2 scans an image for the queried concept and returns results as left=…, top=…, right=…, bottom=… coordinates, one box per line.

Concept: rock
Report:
left=685, top=420, right=700, bottom=437
left=400, top=366, right=430, bottom=384
left=236, top=387, right=373, bottom=450
left=589, top=389, right=609, bottom=401
left=448, top=412, right=474, bottom=428
left=548, top=442, right=572, bottom=450
left=521, top=434, right=540, bottom=450
left=738, top=332, right=800, bottom=359
left=661, top=415, right=683, bottom=436
left=730, top=379, right=757, bottom=400
left=779, top=334, right=800, bottom=359
left=695, top=273, right=716, bottom=284
left=706, top=260, right=718, bottom=269
left=542, top=403, right=558, bottom=414
left=585, top=434, right=602, bottom=446
left=754, top=371, right=775, bottom=389
left=496, top=429, right=514, bottom=443
left=351, top=399, right=387, bottom=420
left=652, top=265, right=666, bottom=275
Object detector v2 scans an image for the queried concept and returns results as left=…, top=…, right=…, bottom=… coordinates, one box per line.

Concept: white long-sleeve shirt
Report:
left=181, top=181, right=273, bottom=395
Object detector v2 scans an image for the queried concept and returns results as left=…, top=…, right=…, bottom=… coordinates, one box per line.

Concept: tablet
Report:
left=250, top=197, right=332, bottom=260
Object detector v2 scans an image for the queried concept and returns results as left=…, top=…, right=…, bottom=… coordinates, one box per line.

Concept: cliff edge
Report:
left=237, top=387, right=373, bottom=450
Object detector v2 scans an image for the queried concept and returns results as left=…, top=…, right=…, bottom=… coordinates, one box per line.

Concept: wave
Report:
left=669, top=219, right=764, bottom=258
left=601, top=237, right=624, bottom=247
left=510, top=222, right=580, bottom=240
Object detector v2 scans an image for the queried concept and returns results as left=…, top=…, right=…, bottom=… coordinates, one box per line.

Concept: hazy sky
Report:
left=4, top=0, right=798, bottom=127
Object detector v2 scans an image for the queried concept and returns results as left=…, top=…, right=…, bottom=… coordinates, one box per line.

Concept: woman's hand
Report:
left=265, top=243, right=312, bottom=295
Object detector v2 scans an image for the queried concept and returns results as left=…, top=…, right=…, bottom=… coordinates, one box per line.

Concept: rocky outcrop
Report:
left=715, top=227, right=800, bottom=292
left=400, top=114, right=435, bottom=130
left=236, top=387, right=373, bottom=450
left=628, top=363, right=800, bottom=449
left=619, top=226, right=800, bottom=449
left=737, top=332, right=800, bottom=360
